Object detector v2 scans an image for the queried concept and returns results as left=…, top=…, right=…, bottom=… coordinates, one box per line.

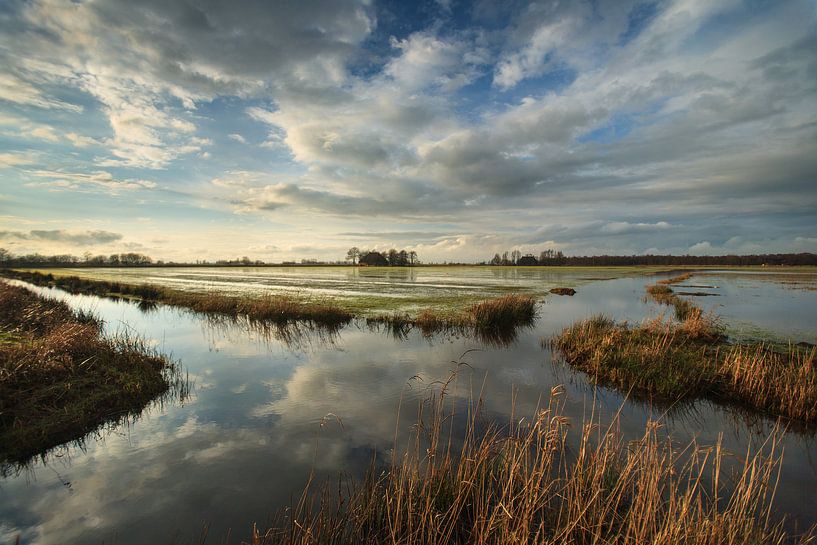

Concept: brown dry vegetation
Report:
left=552, top=314, right=817, bottom=424
left=0, top=269, right=353, bottom=327
left=246, top=386, right=813, bottom=545
left=368, top=295, right=537, bottom=344
left=0, top=281, right=179, bottom=468
left=646, top=274, right=704, bottom=321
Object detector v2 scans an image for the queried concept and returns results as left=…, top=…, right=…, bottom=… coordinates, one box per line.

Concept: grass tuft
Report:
left=0, top=281, right=182, bottom=469
left=368, top=295, right=537, bottom=345
left=247, top=386, right=812, bottom=545
left=551, top=314, right=817, bottom=424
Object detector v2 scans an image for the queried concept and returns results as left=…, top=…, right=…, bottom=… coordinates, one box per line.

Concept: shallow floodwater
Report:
left=46, top=265, right=645, bottom=312
left=1, top=270, right=816, bottom=544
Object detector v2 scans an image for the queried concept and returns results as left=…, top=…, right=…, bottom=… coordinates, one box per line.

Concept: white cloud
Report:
left=27, top=170, right=157, bottom=192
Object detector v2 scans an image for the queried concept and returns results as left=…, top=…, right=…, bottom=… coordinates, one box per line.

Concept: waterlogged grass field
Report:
left=26, top=265, right=665, bottom=315
left=2, top=267, right=817, bottom=544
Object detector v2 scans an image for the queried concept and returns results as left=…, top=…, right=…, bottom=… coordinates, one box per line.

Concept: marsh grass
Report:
left=368, top=295, right=537, bottom=345
left=646, top=275, right=707, bottom=322
left=246, top=383, right=812, bottom=545
left=551, top=314, right=817, bottom=425
left=0, top=281, right=182, bottom=469
left=1, top=269, right=353, bottom=327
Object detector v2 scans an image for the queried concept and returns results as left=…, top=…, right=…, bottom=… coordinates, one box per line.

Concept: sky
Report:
left=0, top=0, right=816, bottom=263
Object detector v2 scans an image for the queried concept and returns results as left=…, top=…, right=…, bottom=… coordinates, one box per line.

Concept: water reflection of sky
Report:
left=1, top=271, right=816, bottom=544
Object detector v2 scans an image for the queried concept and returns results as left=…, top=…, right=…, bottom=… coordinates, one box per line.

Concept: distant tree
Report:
left=511, top=249, right=522, bottom=265
left=501, top=251, right=510, bottom=265
left=0, top=248, right=10, bottom=263
left=359, top=251, right=388, bottom=266
left=346, top=246, right=360, bottom=265
left=387, top=248, right=400, bottom=266
left=490, top=253, right=502, bottom=265
left=409, top=250, right=418, bottom=266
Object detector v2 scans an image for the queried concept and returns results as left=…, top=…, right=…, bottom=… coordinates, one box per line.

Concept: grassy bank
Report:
left=550, top=272, right=817, bottom=424
left=1, top=269, right=539, bottom=341
left=247, top=387, right=811, bottom=545
left=0, top=281, right=181, bottom=469
left=367, top=294, right=537, bottom=344
left=646, top=273, right=701, bottom=321
left=552, top=312, right=817, bottom=424
left=1, top=269, right=353, bottom=327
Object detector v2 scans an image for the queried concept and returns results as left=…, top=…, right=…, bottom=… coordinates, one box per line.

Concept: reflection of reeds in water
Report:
left=0, top=281, right=188, bottom=474
left=249, top=381, right=811, bottom=545
left=201, top=314, right=344, bottom=352
left=368, top=295, right=537, bottom=347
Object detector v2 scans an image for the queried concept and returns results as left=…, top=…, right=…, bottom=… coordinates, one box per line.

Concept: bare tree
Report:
left=511, top=249, right=522, bottom=265
left=346, top=247, right=360, bottom=265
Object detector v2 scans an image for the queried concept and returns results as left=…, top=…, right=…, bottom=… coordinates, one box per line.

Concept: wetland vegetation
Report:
left=0, top=281, right=181, bottom=470
left=552, top=274, right=817, bottom=425
left=250, top=385, right=813, bottom=545
left=1, top=266, right=816, bottom=544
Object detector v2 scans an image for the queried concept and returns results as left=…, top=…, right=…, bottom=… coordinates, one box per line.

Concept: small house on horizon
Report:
left=359, top=251, right=389, bottom=266
left=518, top=254, right=538, bottom=266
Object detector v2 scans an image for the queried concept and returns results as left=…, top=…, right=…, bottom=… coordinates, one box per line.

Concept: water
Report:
left=1, top=270, right=816, bottom=544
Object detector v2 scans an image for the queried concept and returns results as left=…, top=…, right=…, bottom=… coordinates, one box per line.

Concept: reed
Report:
left=552, top=314, right=817, bottom=425
left=646, top=278, right=708, bottom=323
left=0, top=281, right=181, bottom=468
left=247, top=384, right=812, bottom=545
left=369, top=295, right=537, bottom=344
left=0, top=269, right=353, bottom=327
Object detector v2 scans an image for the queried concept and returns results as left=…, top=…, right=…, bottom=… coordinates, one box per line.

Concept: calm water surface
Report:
left=1, top=270, right=816, bottom=544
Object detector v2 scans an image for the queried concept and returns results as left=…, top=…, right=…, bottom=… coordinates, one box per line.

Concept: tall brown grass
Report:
left=0, top=281, right=181, bottom=469
left=721, top=343, right=817, bottom=424
left=247, top=384, right=813, bottom=545
left=646, top=278, right=706, bottom=322
left=369, top=295, right=537, bottom=345
left=552, top=314, right=817, bottom=425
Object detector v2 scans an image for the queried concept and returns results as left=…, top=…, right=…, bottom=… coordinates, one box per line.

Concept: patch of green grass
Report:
left=0, top=281, right=183, bottom=470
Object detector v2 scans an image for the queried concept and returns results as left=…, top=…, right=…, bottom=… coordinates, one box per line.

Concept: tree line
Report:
left=485, top=250, right=817, bottom=266
left=0, top=249, right=155, bottom=267
left=346, top=247, right=419, bottom=266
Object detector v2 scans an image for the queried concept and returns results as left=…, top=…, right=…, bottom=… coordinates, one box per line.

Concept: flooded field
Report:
left=1, top=268, right=816, bottom=544
left=31, top=265, right=654, bottom=314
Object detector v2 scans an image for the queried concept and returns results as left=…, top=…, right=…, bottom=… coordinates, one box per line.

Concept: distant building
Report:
left=518, top=255, right=538, bottom=266
left=359, top=251, right=389, bottom=266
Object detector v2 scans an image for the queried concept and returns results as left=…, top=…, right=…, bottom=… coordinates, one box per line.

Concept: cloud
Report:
left=0, top=151, right=37, bottom=167
left=27, top=170, right=157, bottom=192
left=1, top=0, right=375, bottom=168
left=0, top=229, right=124, bottom=245
left=1, top=0, right=816, bottom=260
